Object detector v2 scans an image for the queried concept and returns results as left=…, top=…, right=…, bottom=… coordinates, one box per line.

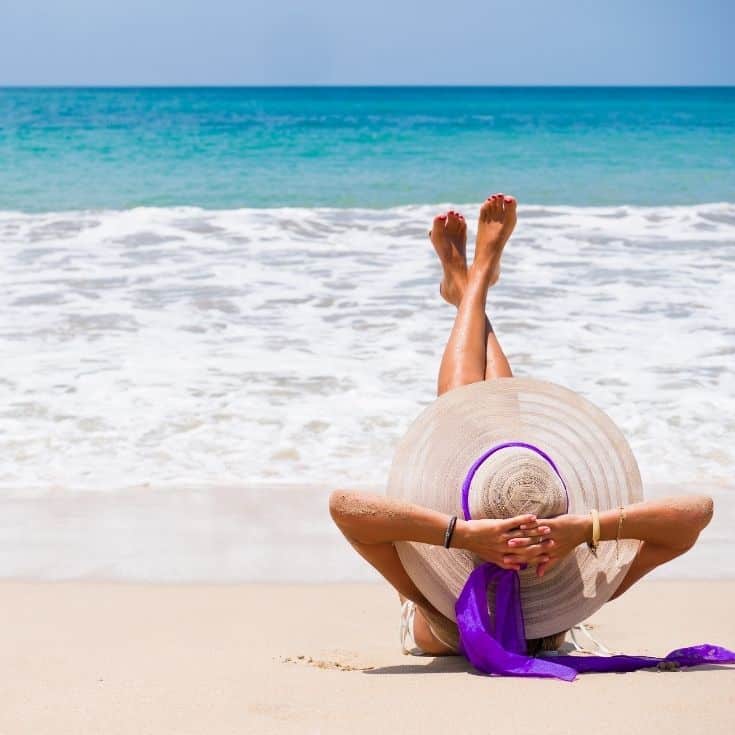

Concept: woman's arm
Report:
left=526, top=495, right=714, bottom=587
left=329, top=489, right=553, bottom=571
left=328, top=489, right=555, bottom=623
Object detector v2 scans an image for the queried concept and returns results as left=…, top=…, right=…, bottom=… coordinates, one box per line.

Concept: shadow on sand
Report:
left=363, top=657, right=735, bottom=677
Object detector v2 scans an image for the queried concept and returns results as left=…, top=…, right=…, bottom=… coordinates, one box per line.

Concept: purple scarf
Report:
left=455, top=443, right=735, bottom=681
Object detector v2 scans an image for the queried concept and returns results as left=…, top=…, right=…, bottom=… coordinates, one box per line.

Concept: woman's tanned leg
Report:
left=403, top=194, right=518, bottom=652
left=436, top=269, right=494, bottom=393
left=435, top=195, right=516, bottom=395
left=484, top=322, right=513, bottom=381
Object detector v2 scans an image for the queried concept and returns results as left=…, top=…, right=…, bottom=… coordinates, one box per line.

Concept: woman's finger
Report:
left=536, top=557, right=559, bottom=578
left=510, top=538, right=555, bottom=551
left=507, top=537, right=535, bottom=548
left=503, top=528, right=536, bottom=540
left=508, top=536, right=554, bottom=548
left=502, top=553, right=524, bottom=563
left=499, top=559, right=522, bottom=571
left=499, top=514, right=537, bottom=531
left=535, top=518, right=555, bottom=527
left=517, top=542, right=554, bottom=560
left=504, top=526, right=551, bottom=541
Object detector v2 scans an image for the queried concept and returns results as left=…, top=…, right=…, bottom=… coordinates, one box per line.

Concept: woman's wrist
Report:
left=575, top=513, right=593, bottom=547
left=450, top=518, right=472, bottom=550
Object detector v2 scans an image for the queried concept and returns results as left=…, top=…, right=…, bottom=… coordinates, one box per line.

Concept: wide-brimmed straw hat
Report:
left=386, top=377, right=643, bottom=639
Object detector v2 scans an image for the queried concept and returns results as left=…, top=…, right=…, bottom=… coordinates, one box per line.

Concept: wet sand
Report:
left=1, top=482, right=732, bottom=581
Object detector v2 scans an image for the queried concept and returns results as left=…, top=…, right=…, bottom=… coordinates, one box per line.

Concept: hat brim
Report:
left=386, top=377, right=642, bottom=639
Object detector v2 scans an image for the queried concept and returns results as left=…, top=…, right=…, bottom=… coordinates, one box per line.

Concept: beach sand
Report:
left=2, top=580, right=734, bottom=734
left=2, top=483, right=733, bottom=732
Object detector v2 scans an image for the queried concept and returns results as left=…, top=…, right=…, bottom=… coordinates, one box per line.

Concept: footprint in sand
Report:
left=281, top=654, right=374, bottom=672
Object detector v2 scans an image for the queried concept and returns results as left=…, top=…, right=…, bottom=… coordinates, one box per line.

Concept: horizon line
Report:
left=1, top=83, right=734, bottom=90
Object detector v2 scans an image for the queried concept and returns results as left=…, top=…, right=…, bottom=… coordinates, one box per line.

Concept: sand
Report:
left=2, top=482, right=733, bottom=731
left=2, top=579, right=734, bottom=734
left=2, top=482, right=733, bottom=582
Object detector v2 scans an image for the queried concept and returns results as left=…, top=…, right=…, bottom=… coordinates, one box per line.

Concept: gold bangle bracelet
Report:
left=587, top=509, right=600, bottom=556
left=616, top=505, right=626, bottom=562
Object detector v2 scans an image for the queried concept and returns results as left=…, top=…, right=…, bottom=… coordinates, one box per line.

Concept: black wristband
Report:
left=443, top=515, right=458, bottom=548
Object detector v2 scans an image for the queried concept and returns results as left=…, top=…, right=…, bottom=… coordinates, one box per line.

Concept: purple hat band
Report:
left=460, top=441, right=569, bottom=522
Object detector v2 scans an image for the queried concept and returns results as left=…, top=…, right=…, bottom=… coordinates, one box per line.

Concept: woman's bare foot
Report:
left=473, top=193, right=517, bottom=286
left=429, top=210, right=468, bottom=306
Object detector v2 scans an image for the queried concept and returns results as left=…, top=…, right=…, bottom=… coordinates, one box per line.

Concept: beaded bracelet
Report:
left=444, top=515, right=458, bottom=548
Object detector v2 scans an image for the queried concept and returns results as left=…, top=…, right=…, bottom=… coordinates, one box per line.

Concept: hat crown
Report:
left=468, top=447, right=567, bottom=521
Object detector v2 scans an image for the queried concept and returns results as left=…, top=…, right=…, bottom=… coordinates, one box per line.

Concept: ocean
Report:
left=2, top=87, right=735, bottom=211
left=1, top=86, right=734, bottom=496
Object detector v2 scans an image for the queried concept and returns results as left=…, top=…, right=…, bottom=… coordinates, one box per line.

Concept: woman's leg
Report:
left=404, top=194, right=518, bottom=652
left=332, top=196, right=519, bottom=657
left=434, top=195, right=516, bottom=395
left=484, top=322, right=513, bottom=382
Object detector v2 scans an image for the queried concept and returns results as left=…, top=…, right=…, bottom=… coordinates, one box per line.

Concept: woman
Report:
left=328, top=194, right=714, bottom=662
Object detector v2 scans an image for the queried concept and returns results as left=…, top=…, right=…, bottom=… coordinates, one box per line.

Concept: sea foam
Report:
left=1, top=202, right=733, bottom=492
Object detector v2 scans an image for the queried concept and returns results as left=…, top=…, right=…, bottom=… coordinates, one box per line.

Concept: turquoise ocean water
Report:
left=1, top=86, right=734, bottom=211
left=1, top=87, right=734, bottom=499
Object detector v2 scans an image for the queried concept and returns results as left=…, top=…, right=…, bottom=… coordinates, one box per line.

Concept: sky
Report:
left=1, top=0, right=733, bottom=86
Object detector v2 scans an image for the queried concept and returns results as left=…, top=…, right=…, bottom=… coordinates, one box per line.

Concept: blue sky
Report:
left=1, top=0, right=732, bottom=85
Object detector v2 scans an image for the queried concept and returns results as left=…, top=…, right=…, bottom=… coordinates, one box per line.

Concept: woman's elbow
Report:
left=328, top=489, right=377, bottom=542
left=687, top=494, right=714, bottom=533
left=676, top=495, right=714, bottom=551
left=328, top=489, right=352, bottom=526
